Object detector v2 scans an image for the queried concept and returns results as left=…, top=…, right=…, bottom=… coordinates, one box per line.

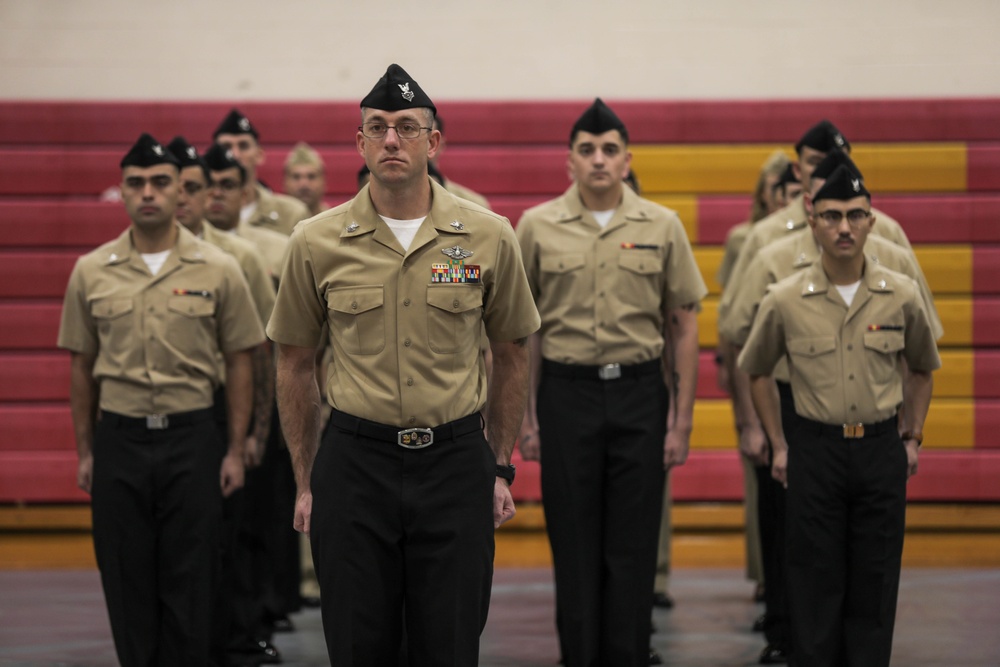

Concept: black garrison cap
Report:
left=213, top=108, right=259, bottom=140
left=570, top=98, right=629, bottom=145
left=167, top=136, right=209, bottom=178
left=812, top=164, right=870, bottom=204
left=360, top=64, right=436, bottom=116
left=811, top=148, right=863, bottom=182
left=795, top=119, right=850, bottom=155
left=120, top=133, right=180, bottom=170
left=202, top=143, right=247, bottom=181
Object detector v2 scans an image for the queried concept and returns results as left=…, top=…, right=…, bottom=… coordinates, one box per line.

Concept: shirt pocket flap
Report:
left=540, top=253, right=585, bottom=274
left=91, top=298, right=134, bottom=320
left=618, top=252, right=660, bottom=275
left=167, top=295, right=216, bottom=317
left=788, top=336, right=837, bottom=358
left=427, top=285, right=484, bottom=314
left=326, top=286, right=384, bottom=315
left=863, top=330, right=905, bottom=354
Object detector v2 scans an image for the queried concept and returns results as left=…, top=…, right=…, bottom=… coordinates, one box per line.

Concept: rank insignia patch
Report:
left=431, top=262, right=480, bottom=284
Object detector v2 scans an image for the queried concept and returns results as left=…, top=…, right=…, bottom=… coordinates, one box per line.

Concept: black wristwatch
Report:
left=496, top=464, right=516, bottom=486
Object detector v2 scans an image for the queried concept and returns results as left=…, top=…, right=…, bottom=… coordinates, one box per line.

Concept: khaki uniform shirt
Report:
left=716, top=220, right=750, bottom=288
left=236, top=221, right=289, bottom=283
left=444, top=179, right=491, bottom=210
left=246, top=184, right=311, bottom=237
left=722, top=230, right=944, bottom=382
left=738, top=260, right=941, bottom=425
left=267, top=179, right=540, bottom=428
left=720, top=195, right=912, bottom=316
left=202, top=221, right=276, bottom=323
left=516, top=183, right=707, bottom=365
left=57, top=224, right=266, bottom=417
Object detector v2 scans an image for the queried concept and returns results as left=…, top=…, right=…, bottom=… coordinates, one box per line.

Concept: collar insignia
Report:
left=441, top=245, right=473, bottom=260
left=450, top=221, right=465, bottom=231
left=346, top=222, right=359, bottom=233
left=398, top=82, right=415, bottom=102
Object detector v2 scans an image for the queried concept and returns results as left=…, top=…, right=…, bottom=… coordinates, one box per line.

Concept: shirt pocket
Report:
left=167, top=295, right=218, bottom=351
left=327, top=285, right=385, bottom=356
left=863, top=330, right=904, bottom=386
left=91, top=297, right=134, bottom=349
left=426, top=284, right=484, bottom=354
left=787, top=336, right=838, bottom=389
left=617, top=251, right=662, bottom=308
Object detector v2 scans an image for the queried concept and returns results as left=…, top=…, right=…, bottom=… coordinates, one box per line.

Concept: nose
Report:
left=142, top=182, right=155, bottom=199
left=383, top=126, right=401, bottom=148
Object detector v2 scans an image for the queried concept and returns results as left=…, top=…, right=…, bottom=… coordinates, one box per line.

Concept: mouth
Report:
left=139, top=206, right=158, bottom=215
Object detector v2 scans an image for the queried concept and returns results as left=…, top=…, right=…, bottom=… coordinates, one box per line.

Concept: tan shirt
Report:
left=236, top=221, right=289, bottom=283
left=516, top=183, right=707, bottom=365
left=247, top=184, right=311, bottom=236
left=716, top=220, right=750, bottom=288
left=57, top=224, right=266, bottom=416
left=444, top=179, right=491, bottom=210
left=202, top=221, right=276, bottom=323
left=722, top=228, right=944, bottom=347
left=738, top=260, right=941, bottom=425
left=267, top=179, right=540, bottom=428
left=720, top=195, right=912, bottom=316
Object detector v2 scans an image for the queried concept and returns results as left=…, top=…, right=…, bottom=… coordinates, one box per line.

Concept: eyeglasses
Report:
left=359, top=121, right=431, bottom=140
left=816, top=209, right=871, bottom=227
left=208, top=178, right=241, bottom=193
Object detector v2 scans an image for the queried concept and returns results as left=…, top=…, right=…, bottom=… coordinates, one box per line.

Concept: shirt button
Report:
left=406, top=378, right=414, bottom=386
left=849, top=374, right=855, bottom=380
left=403, top=298, right=411, bottom=306
left=148, top=306, right=154, bottom=312
left=850, top=404, right=857, bottom=411
left=847, top=344, right=853, bottom=351
left=404, top=339, right=411, bottom=347
left=351, top=302, right=358, bottom=310
left=408, top=417, right=416, bottom=424
left=599, top=262, right=606, bottom=268
left=599, top=291, right=605, bottom=297
left=453, top=299, right=460, bottom=308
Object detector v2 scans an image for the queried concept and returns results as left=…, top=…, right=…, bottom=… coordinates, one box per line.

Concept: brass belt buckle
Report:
left=397, top=428, right=434, bottom=449
left=842, top=423, right=865, bottom=439
left=598, top=363, right=622, bottom=380
left=146, top=414, right=169, bottom=430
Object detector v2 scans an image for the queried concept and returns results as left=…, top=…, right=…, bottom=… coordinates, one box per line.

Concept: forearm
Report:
left=901, top=370, right=933, bottom=434
left=749, top=374, right=785, bottom=451
left=487, top=338, right=531, bottom=465
left=521, top=332, right=542, bottom=431
left=667, top=317, right=699, bottom=432
left=730, top=349, right=762, bottom=431
left=250, top=343, right=274, bottom=442
left=224, top=350, right=254, bottom=457
left=69, top=353, right=98, bottom=458
left=276, top=345, right=323, bottom=491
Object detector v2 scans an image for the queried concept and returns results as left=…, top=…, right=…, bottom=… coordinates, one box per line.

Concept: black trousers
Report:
left=310, top=413, right=496, bottom=666
left=91, top=410, right=223, bottom=667
left=757, top=381, right=795, bottom=650
left=538, top=360, right=668, bottom=667
left=786, top=414, right=907, bottom=667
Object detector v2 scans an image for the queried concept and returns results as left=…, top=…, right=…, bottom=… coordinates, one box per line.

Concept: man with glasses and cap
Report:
left=739, top=165, right=939, bottom=667
left=268, top=64, right=539, bottom=666
left=516, top=98, right=706, bottom=667
left=57, top=133, right=264, bottom=666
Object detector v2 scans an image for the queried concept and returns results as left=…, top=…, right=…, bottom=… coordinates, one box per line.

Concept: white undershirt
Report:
left=380, top=215, right=426, bottom=252
left=591, top=209, right=616, bottom=229
left=141, top=250, right=171, bottom=276
left=240, top=201, right=257, bottom=224
left=835, top=280, right=862, bottom=306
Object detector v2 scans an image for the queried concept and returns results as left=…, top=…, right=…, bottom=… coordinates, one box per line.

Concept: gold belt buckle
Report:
left=842, top=423, right=865, bottom=439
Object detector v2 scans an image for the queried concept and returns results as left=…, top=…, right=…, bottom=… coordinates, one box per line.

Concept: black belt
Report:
left=329, top=409, right=483, bottom=450
left=796, top=415, right=897, bottom=440
left=542, top=358, right=662, bottom=381
left=101, top=408, right=213, bottom=431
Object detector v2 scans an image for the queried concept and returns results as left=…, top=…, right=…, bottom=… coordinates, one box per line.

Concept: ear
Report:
left=792, top=161, right=802, bottom=182
left=426, top=129, right=442, bottom=161
left=621, top=150, right=633, bottom=179
left=356, top=131, right=367, bottom=158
